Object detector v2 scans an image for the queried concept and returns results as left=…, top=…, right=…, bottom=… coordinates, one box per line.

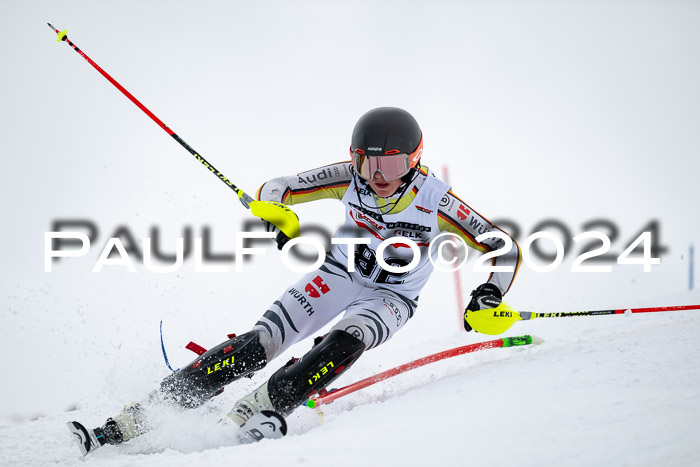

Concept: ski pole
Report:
left=466, top=303, right=700, bottom=335
left=306, top=334, right=542, bottom=408
left=518, top=304, right=700, bottom=318
left=46, top=23, right=299, bottom=239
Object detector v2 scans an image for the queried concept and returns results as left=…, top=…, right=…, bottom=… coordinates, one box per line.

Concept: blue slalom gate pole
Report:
left=690, top=244, right=695, bottom=291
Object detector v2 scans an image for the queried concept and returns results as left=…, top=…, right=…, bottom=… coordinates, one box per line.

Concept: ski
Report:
left=67, top=409, right=287, bottom=457
left=237, top=410, right=288, bottom=444
left=66, top=421, right=102, bottom=457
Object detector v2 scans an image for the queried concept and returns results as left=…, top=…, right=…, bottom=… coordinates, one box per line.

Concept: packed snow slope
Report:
left=3, top=293, right=700, bottom=467
left=2, top=0, right=700, bottom=466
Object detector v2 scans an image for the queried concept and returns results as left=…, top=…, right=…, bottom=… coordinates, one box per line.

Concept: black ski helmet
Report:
left=350, top=107, right=423, bottom=170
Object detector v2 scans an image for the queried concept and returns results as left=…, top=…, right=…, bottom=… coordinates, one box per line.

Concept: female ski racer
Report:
left=69, top=107, right=521, bottom=453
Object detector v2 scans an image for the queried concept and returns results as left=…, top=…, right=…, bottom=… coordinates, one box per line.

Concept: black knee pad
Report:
left=160, top=331, right=267, bottom=408
left=267, top=329, right=366, bottom=415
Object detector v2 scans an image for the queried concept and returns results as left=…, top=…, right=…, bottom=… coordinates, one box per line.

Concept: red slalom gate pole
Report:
left=306, top=335, right=539, bottom=408
left=441, top=165, right=466, bottom=331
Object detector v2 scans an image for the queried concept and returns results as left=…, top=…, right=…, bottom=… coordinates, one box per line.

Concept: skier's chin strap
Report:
left=351, top=163, right=421, bottom=216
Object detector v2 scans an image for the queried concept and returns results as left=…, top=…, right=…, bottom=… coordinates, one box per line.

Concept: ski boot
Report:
left=66, top=403, right=145, bottom=456
left=66, top=417, right=122, bottom=456
left=227, top=330, right=365, bottom=442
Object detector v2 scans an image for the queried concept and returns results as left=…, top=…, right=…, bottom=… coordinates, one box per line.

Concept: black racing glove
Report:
left=464, top=282, right=503, bottom=332
left=264, top=220, right=292, bottom=251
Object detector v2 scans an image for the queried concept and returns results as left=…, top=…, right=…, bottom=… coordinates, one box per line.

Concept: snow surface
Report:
left=2, top=0, right=700, bottom=466
left=4, top=299, right=700, bottom=467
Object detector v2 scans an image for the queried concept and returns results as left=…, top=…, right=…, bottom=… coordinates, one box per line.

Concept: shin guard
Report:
left=160, top=331, right=267, bottom=408
left=267, top=330, right=366, bottom=416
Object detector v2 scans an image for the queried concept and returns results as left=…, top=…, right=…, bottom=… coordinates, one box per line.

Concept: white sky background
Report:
left=1, top=0, right=699, bottom=417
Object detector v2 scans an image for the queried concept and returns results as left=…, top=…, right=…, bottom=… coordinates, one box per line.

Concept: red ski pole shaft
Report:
left=618, top=304, right=700, bottom=313
left=47, top=23, right=302, bottom=238
left=307, top=335, right=536, bottom=408
left=46, top=23, right=251, bottom=204
left=519, top=304, right=700, bottom=319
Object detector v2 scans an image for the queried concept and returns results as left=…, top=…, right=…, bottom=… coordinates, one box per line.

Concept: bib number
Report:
left=355, top=244, right=409, bottom=285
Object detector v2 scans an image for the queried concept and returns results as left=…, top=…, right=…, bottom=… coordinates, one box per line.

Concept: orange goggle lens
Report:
left=352, top=153, right=411, bottom=181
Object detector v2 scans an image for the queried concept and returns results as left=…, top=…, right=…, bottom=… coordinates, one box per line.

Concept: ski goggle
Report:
left=351, top=152, right=412, bottom=181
